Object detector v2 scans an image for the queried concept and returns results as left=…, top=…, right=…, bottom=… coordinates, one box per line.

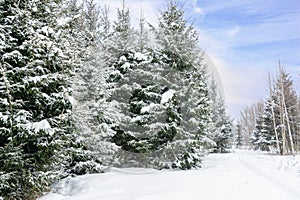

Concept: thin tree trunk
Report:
left=279, top=65, right=295, bottom=155
left=279, top=89, right=288, bottom=155
left=269, top=74, right=280, bottom=154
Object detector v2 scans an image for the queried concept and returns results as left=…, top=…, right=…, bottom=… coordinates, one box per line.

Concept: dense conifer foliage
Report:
left=0, top=0, right=232, bottom=198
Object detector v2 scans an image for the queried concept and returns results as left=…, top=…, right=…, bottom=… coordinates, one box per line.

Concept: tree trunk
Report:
left=269, top=74, right=280, bottom=154
left=279, top=65, right=295, bottom=155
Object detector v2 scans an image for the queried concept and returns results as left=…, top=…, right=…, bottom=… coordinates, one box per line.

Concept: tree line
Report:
left=237, top=63, right=300, bottom=155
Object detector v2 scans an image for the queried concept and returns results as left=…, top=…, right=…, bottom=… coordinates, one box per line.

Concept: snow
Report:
left=161, top=89, right=175, bottom=104
left=134, top=52, right=147, bottom=61
left=27, top=119, right=53, bottom=134
left=38, top=150, right=300, bottom=200
left=23, top=75, right=48, bottom=84
left=3, top=50, right=22, bottom=60
left=121, top=62, right=131, bottom=71
left=170, top=22, right=178, bottom=27
left=56, top=14, right=80, bottom=27
left=0, top=112, right=8, bottom=122
left=41, top=26, right=55, bottom=36
left=119, top=55, right=127, bottom=62
left=140, top=103, right=156, bottom=114
left=67, top=96, right=77, bottom=106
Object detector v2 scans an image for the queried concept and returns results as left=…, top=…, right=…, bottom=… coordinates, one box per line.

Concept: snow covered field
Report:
left=38, top=150, right=300, bottom=200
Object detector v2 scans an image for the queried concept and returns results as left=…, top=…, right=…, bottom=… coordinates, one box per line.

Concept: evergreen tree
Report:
left=70, top=0, right=119, bottom=173
left=156, top=0, right=214, bottom=168
left=235, top=122, right=243, bottom=148
left=251, top=99, right=277, bottom=151
left=105, top=0, right=135, bottom=65
left=0, top=0, right=79, bottom=198
left=105, top=0, right=213, bottom=169
left=209, top=78, right=233, bottom=153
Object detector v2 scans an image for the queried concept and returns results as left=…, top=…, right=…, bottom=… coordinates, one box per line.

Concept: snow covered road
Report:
left=39, top=151, right=300, bottom=200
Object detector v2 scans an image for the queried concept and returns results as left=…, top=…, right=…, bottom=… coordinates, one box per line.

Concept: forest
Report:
left=0, top=0, right=299, bottom=199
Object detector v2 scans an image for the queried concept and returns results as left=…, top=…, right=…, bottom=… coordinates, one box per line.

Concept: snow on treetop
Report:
left=134, top=52, right=147, bottom=61
left=140, top=103, right=156, bottom=114
left=161, top=89, right=175, bottom=104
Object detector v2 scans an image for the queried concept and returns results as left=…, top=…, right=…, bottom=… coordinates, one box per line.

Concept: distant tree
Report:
left=209, top=78, right=233, bottom=153
left=240, top=101, right=264, bottom=148
left=235, top=122, right=243, bottom=148
left=249, top=64, right=299, bottom=155
left=251, top=99, right=277, bottom=151
left=272, top=65, right=299, bottom=154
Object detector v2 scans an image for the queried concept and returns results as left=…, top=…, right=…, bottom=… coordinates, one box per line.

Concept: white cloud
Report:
left=227, top=26, right=240, bottom=38
left=208, top=54, right=268, bottom=118
left=194, top=6, right=204, bottom=15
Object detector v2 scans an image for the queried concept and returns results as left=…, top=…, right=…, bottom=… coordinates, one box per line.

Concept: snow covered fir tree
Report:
left=0, top=0, right=234, bottom=199
left=0, top=0, right=77, bottom=198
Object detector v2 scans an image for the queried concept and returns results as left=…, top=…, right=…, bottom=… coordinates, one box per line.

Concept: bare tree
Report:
left=239, top=101, right=264, bottom=147
left=269, top=74, right=280, bottom=153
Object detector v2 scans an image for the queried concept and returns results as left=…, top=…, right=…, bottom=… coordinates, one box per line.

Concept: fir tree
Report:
left=70, top=0, right=118, bottom=172
left=251, top=100, right=277, bottom=151
left=106, top=0, right=208, bottom=169
left=0, top=0, right=79, bottom=198
left=209, top=78, right=233, bottom=153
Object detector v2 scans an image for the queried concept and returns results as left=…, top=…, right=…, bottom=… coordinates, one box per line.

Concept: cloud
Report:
left=194, top=6, right=205, bottom=16
left=226, top=26, right=240, bottom=38
left=208, top=54, right=269, bottom=117
left=195, top=0, right=300, bottom=117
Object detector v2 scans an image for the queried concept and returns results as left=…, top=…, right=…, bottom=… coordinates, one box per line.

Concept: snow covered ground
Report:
left=38, top=150, right=300, bottom=200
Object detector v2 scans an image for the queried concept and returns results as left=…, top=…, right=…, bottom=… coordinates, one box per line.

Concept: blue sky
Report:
left=97, top=0, right=300, bottom=118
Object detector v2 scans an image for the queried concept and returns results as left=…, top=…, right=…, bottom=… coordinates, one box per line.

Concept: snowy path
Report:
left=39, top=151, right=300, bottom=200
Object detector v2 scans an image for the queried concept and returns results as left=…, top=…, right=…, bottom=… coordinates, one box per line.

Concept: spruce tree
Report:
left=107, top=0, right=206, bottom=169
left=152, top=0, right=212, bottom=169
left=0, top=0, right=79, bottom=198
left=251, top=98, right=279, bottom=151
left=209, top=78, right=233, bottom=153
left=68, top=0, right=115, bottom=174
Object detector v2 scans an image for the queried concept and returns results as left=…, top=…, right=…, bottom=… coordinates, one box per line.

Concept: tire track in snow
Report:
left=237, top=154, right=300, bottom=200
